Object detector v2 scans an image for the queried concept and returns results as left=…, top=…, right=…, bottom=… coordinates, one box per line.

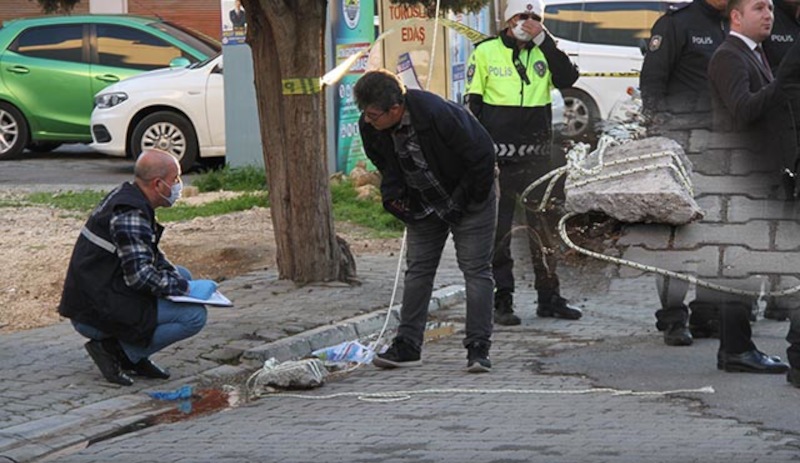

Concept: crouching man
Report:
left=59, top=149, right=217, bottom=386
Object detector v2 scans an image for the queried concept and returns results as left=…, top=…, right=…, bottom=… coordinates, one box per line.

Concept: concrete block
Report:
left=565, top=137, right=703, bottom=224
left=673, top=221, right=770, bottom=250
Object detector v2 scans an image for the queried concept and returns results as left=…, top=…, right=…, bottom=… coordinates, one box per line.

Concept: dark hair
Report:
left=726, top=0, right=747, bottom=18
left=353, top=69, right=406, bottom=111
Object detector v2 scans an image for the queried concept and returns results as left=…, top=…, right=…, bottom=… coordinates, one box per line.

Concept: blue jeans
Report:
left=398, top=184, right=497, bottom=349
left=72, top=266, right=207, bottom=363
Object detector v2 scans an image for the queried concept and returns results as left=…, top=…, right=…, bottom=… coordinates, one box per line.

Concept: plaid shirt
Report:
left=109, top=208, right=188, bottom=296
left=391, top=111, right=459, bottom=222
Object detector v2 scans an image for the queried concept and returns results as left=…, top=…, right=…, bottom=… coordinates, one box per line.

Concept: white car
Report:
left=90, top=54, right=225, bottom=171
left=544, top=0, right=687, bottom=140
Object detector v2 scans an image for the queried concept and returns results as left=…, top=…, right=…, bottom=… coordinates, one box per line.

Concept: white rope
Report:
left=260, top=385, right=715, bottom=403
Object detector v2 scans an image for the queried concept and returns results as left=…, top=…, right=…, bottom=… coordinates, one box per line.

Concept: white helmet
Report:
left=504, top=0, right=545, bottom=22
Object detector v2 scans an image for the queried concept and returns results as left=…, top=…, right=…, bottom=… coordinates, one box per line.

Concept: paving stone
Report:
left=616, top=224, right=672, bottom=249
left=693, top=173, right=778, bottom=198
left=619, top=246, right=720, bottom=278
left=728, top=196, right=800, bottom=222
left=774, top=220, right=800, bottom=251
left=686, top=150, right=729, bottom=175
left=673, top=221, right=770, bottom=250
left=723, top=246, right=800, bottom=277
left=696, top=195, right=724, bottom=222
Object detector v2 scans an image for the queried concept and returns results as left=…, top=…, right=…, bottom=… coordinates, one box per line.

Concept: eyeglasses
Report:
left=363, top=109, right=387, bottom=122
left=517, top=13, right=542, bottom=21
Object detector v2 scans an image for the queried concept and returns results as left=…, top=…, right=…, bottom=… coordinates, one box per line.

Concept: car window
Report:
left=96, top=24, right=185, bottom=71
left=545, top=2, right=674, bottom=47
left=10, top=24, right=84, bottom=63
left=149, top=21, right=221, bottom=56
left=581, top=2, right=666, bottom=47
left=544, top=3, right=583, bottom=43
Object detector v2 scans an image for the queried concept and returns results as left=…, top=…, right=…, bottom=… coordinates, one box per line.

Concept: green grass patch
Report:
left=330, top=180, right=404, bottom=237
left=191, top=165, right=267, bottom=192
left=13, top=168, right=403, bottom=237
left=26, top=190, right=107, bottom=212
left=157, top=192, right=269, bottom=222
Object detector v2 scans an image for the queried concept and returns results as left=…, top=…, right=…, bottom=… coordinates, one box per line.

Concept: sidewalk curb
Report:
left=0, top=284, right=465, bottom=463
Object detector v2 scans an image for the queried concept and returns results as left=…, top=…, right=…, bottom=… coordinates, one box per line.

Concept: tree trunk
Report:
left=244, top=0, right=345, bottom=283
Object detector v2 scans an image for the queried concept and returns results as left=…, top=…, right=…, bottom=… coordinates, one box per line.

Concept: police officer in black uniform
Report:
left=761, top=0, right=800, bottom=321
left=639, top=0, right=728, bottom=347
left=640, top=0, right=729, bottom=116
left=764, top=0, right=800, bottom=70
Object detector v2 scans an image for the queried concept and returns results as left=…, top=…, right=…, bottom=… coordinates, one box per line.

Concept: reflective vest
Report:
left=466, top=35, right=554, bottom=162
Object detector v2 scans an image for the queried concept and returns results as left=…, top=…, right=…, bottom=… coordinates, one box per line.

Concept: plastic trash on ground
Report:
left=247, top=357, right=329, bottom=397
left=311, top=340, right=375, bottom=364
left=147, top=384, right=193, bottom=401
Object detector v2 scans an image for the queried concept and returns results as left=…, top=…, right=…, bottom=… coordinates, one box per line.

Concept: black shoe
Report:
left=100, top=338, right=136, bottom=370
left=466, top=342, right=491, bottom=373
left=689, top=320, right=720, bottom=339
left=663, top=323, right=693, bottom=346
left=84, top=341, right=134, bottom=386
left=131, top=358, right=171, bottom=379
left=764, top=306, right=790, bottom=321
left=372, top=337, right=422, bottom=369
left=494, top=292, right=521, bottom=326
left=537, top=295, right=582, bottom=320
left=717, top=350, right=782, bottom=369
left=717, top=350, right=789, bottom=374
left=787, top=368, right=800, bottom=387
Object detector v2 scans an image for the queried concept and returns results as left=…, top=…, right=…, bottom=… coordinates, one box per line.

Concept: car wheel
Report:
left=560, top=88, right=599, bottom=142
left=130, top=111, right=198, bottom=172
left=0, top=102, right=29, bottom=160
left=27, top=141, right=62, bottom=153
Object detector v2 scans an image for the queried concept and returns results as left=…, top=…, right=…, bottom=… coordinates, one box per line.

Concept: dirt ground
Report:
left=0, top=192, right=402, bottom=333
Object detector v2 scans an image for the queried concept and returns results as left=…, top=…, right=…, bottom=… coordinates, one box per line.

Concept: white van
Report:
left=544, top=0, right=687, bottom=139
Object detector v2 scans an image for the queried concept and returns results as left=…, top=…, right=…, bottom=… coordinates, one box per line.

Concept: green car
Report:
left=0, top=15, right=220, bottom=160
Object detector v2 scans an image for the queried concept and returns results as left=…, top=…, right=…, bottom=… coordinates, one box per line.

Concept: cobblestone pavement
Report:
left=51, top=288, right=800, bottom=463
left=3, top=216, right=800, bottom=462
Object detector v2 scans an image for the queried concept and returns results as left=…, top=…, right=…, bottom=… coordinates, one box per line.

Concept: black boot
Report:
left=494, top=292, right=521, bottom=326
left=537, top=293, right=582, bottom=320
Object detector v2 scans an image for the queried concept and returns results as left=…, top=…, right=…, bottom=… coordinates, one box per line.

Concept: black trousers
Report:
left=786, top=308, right=800, bottom=369
left=719, top=302, right=757, bottom=354
left=493, top=160, right=560, bottom=298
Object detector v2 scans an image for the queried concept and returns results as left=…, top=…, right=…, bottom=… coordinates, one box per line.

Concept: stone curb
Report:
left=0, top=284, right=465, bottom=463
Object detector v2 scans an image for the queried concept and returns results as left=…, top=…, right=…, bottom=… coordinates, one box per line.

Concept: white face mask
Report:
left=159, top=179, right=183, bottom=206
left=512, top=22, right=533, bottom=42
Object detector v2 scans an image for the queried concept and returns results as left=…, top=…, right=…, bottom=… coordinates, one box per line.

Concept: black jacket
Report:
left=358, top=89, right=496, bottom=224
left=640, top=0, right=728, bottom=112
left=764, top=0, right=800, bottom=71
left=59, top=183, right=162, bottom=346
left=709, top=35, right=782, bottom=132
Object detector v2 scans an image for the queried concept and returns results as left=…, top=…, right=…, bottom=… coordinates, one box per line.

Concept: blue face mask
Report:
left=159, top=179, right=183, bottom=206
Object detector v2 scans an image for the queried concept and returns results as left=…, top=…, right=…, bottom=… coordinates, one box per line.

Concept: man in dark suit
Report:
left=707, top=0, right=789, bottom=373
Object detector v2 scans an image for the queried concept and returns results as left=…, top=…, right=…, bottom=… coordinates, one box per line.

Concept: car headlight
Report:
left=94, top=92, right=128, bottom=109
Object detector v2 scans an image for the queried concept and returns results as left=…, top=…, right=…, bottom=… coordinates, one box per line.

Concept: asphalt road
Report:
left=0, top=144, right=200, bottom=193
